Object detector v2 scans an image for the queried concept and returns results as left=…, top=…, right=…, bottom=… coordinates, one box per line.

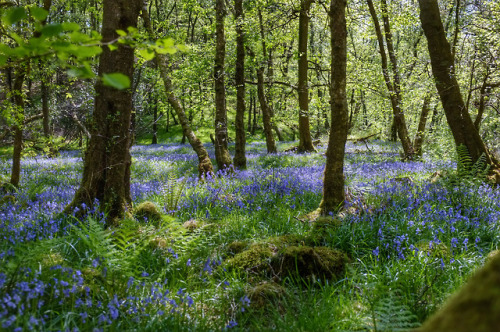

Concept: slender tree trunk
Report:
left=297, top=0, right=316, bottom=153
left=319, top=0, right=347, bottom=215
left=141, top=0, right=214, bottom=177
left=367, top=0, right=414, bottom=159
left=10, top=67, right=26, bottom=187
left=414, top=94, right=431, bottom=156
left=152, top=89, right=158, bottom=144
left=233, top=0, right=246, bottom=169
left=214, top=0, right=233, bottom=170
left=66, top=0, right=142, bottom=226
left=41, top=77, right=50, bottom=137
left=257, top=66, right=277, bottom=153
left=418, top=0, right=498, bottom=173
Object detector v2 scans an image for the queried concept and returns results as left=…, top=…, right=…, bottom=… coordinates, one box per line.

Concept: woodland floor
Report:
left=0, top=140, right=499, bottom=331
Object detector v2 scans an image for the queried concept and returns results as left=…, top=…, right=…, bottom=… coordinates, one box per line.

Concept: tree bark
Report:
left=10, top=67, right=26, bottom=187
left=367, top=0, right=415, bottom=159
left=414, top=94, right=431, bottom=156
left=141, top=0, right=214, bottom=177
left=297, top=0, right=316, bottom=153
left=418, top=0, right=497, bottom=168
left=41, top=77, right=50, bottom=137
left=214, top=0, right=233, bottom=170
left=233, top=0, right=247, bottom=169
left=65, top=0, right=142, bottom=226
left=256, top=9, right=277, bottom=154
left=319, top=0, right=347, bottom=215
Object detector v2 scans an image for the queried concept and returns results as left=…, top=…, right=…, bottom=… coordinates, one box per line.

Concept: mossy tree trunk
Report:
left=141, top=1, right=214, bottom=177
left=419, top=0, right=498, bottom=171
left=233, top=0, right=247, bottom=169
left=65, top=0, right=141, bottom=226
left=214, top=0, right=233, bottom=170
left=297, top=0, right=316, bottom=153
left=319, top=0, right=347, bottom=215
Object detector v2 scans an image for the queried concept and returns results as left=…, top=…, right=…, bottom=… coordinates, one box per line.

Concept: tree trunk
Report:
left=10, top=67, right=26, bottom=187
left=141, top=0, right=214, bottom=177
left=418, top=0, right=497, bottom=169
left=65, top=0, right=142, bottom=226
left=257, top=66, right=277, bottom=153
left=255, top=10, right=277, bottom=154
left=319, top=0, right=347, bottom=215
left=414, top=94, right=431, bottom=156
left=214, top=0, right=233, bottom=170
left=297, top=0, right=316, bottom=153
left=41, top=77, right=50, bottom=137
left=233, top=0, right=246, bottom=169
left=367, top=0, right=414, bottom=159
left=152, top=89, right=158, bottom=144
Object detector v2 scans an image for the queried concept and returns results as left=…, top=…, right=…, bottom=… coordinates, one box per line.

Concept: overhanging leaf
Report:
left=41, top=24, right=63, bottom=37
left=102, top=73, right=130, bottom=90
left=138, top=48, right=155, bottom=61
left=2, top=7, right=27, bottom=26
left=29, top=7, right=48, bottom=22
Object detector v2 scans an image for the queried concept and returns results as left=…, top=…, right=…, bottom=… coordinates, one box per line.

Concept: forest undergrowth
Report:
left=1, top=140, right=499, bottom=331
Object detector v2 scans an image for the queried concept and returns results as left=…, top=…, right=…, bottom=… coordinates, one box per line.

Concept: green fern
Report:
left=162, top=173, right=188, bottom=215
left=456, top=144, right=473, bottom=178
left=456, top=144, right=490, bottom=181
left=364, top=290, right=420, bottom=332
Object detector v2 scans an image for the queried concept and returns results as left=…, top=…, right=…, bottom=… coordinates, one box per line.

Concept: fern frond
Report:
left=162, top=173, right=188, bottom=215
left=456, top=144, right=472, bottom=178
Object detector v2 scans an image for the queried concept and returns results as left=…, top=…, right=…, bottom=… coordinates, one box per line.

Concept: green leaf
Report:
left=108, top=44, right=118, bottom=51
left=2, top=7, right=27, bottom=26
left=62, top=22, right=81, bottom=32
left=0, top=55, right=7, bottom=67
left=116, top=30, right=127, bottom=37
left=41, top=24, right=63, bottom=37
left=102, top=73, right=130, bottom=90
left=29, top=7, right=48, bottom=21
left=72, top=45, right=102, bottom=59
left=138, top=48, right=155, bottom=61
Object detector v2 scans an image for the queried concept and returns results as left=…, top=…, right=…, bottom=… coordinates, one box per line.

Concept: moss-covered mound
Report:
left=273, top=246, right=346, bottom=281
left=227, top=240, right=250, bottom=255
left=248, top=282, right=287, bottom=311
left=225, top=243, right=276, bottom=273
left=134, top=201, right=162, bottom=224
left=416, top=251, right=500, bottom=332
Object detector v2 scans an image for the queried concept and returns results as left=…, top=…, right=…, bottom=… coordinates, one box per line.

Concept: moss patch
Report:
left=272, top=246, right=346, bottom=281
left=134, top=201, right=162, bottom=224
left=225, top=243, right=276, bottom=273
left=227, top=240, right=250, bottom=255
left=417, top=250, right=500, bottom=332
left=248, top=282, right=287, bottom=311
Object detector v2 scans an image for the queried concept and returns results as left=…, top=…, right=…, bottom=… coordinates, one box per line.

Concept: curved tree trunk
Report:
left=65, top=0, right=142, bottom=226
left=414, top=94, right=431, bottom=156
left=367, top=0, right=414, bottom=159
left=297, top=0, right=316, bottom=153
left=141, top=1, right=214, bottom=177
left=419, top=0, right=498, bottom=171
left=233, top=0, right=247, bottom=169
left=214, top=0, right=233, bottom=170
left=319, top=0, right=347, bottom=215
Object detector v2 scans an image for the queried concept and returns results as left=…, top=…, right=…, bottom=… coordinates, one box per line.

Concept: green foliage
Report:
left=368, top=290, right=420, bottom=332
left=162, top=172, right=188, bottom=215
left=456, top=144, right=490, bottom=181
left=102, top=73, right=130, bottom=90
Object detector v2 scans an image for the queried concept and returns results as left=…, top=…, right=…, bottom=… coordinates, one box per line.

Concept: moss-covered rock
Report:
left=134, top=201, right=162, bottom=224
left=272, top=246, right=346, bottom=281
left=225, top=243, right=277, bottom=273
left=182, top=219, right=200, bottom=231
left=486, top=249, right=500, bottom=262
left=267, top=234, right=307, bottom=248
left=227, top=240, right=249, bottom=255
left=416, top=249, right=500, bottom=332
left=248, top=282, right=287, bottom=311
